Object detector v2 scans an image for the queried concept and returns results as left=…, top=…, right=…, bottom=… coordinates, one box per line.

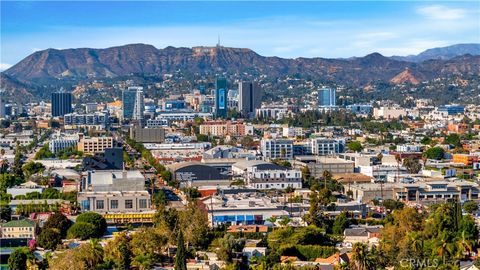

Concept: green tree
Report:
left=161, top=170, right=173, bottom=184
left=350, top=242, right=375, bottom=270
left=0, top=173, right=21, bottom=193
left=347, top=141, right=363, bottom=152
left=75, top=212, right=107, bottom=238
left=279, top=216, right=292, bottom=227
left=118, top=241, right=132, bottom=270
left=104, top=232, right=131, bottom=270
left=130, top=227, right=168, bottom=259
left=8, top=248, right=28, bottom=270
left=132, top=254, right=153, bottom=270
left=423, top=147, right=445, bottom=160
left=402, top=157, right=422, bottom=174
left=382, top=199, right=405, bottom=211
left=463, top=201, right=478, bottom=214
left=213, top=234, right=245, bottom=262
left=22, top=161, right=46, bottom=178
left=445, top=133, right=461, bottom=147
left=175, top=230, right=187, bottom=270
left=240, top=135, right=255, bottom=149
left=43, top=212, right=71, bottom=238
left=37, top=228, right=62, bottom=250
left=0, top=204, right=11, bottom=221
left=180, top=202, right=210, bottom=249
left=153, top=189, right=168, bottom=207
left=67, top=222, right=98, bottom=240
left=420, top=136, right=432, bottom=145
left=332, top=212, right=350, bottom=235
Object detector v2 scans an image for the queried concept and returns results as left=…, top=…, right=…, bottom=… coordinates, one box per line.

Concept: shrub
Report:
left=279, top=245, right=337, bottom=261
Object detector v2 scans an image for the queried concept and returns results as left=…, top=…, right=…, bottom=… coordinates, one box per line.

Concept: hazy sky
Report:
left=1, top=1, right=479, bottom=70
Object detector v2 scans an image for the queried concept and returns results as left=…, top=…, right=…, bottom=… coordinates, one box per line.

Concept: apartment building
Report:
left=199, top=121, right=254, bottom=137
left=310, top=137, right=345, bottom=156
left=0, top=220, right=36, bottom=239
left=77, top=137, right=114, bottom=154
left=261, top=139, right=294, bottom=160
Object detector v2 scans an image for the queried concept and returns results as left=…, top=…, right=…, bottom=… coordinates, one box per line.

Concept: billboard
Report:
left=218, top=88, right=226, bottom=109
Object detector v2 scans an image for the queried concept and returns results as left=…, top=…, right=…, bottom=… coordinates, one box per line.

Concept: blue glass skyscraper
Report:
left=215, top=77, right=228, bottom=118
left=122, top=88, right=137, bottom=120
left=317, top=88, right=336, bottom=108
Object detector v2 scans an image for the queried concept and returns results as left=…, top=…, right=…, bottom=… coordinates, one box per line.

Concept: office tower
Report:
left=133, top=88, right=144, bottom=121
left=215, top=77, right=228, bottom=118
left=198, top=85, right=206, bottom=95
left=317, top=88, right=336, bottom=108
left=0, top=93, right=5, bottom=119
left=122, top=86, right=144, bottom=120
left=51, top=92, right=73, bottom=117
left=239, top=81, right=262, bottom=119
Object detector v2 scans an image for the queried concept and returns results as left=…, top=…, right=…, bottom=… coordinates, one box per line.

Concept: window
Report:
left=110, top=200, right=118, bottom=209
left=139, top=199, right=147, bottom=209
left=96, top=200, right=104, bottom=210
left=125, top=200, right=133, bottom=209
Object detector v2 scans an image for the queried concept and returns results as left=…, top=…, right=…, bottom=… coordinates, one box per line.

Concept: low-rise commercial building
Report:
left=293, top=156, right=355, bottom=178
left=232, top=160, right=302, bottom=189
left=201, top=193, right=289, bottom=227
left=346, top=180, right=480, bottom=203
left=78, top=170, right=150, bottom=213
left=167, top=162, right=231, bottom=187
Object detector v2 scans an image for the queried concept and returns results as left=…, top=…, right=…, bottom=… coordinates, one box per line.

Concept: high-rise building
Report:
left=317, top=88, right=336, bottom=108
left=133, top=88, right=144, bottom=121
left=0, top=94, right=5, bottom=119
left=122, top=87, right=144, bottom=120
left=238, top=81, right=262, bottom=119
left=51, top=92, right=73, bottom=117
left=215, top=77, right=228, bottom=118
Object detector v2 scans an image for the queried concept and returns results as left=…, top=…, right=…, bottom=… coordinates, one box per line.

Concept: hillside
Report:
left=2, top=44, right=480, bottom=100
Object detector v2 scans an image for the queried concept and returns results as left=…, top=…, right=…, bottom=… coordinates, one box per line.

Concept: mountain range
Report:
left=391, top=43, right=480, bottom=62
left=1, top=43, right=480, bottom=102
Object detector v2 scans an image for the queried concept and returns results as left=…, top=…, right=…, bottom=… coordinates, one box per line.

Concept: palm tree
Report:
left=351, top=242, right=374, bottom=270
left=278, top=216, right=291, bottom=227
left=81, top=239, right=104, bottom=269
left=456, top=230, right=473, bottom=258
left=132, top=254, right=152, bottom=270
left=407, top=231, right=424, bottom=258
left=436, top=232, right=455, bottom=262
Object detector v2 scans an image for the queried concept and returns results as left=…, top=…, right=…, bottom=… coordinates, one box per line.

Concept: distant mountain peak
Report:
left=391, top=43, right=480, bottom=62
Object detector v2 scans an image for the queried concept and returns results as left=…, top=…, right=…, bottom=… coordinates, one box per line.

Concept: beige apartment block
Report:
left=78, top=137, right=114, bottom=154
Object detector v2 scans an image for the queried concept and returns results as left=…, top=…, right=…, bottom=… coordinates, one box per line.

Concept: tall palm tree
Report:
left=407, top=231, right=424, bottom=259
left=351, top=242, right=375, bottom=270
left=436, top=232, right=455, bottom=262
left=81, top=239, right=104, bottom=269
left=456, top=230, right=473, bottom=259
left=132, top=254, right=152, bottom=270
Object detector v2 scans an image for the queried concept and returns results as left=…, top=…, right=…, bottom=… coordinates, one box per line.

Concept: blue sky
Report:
left=1, top=1, right=479, bottom=70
